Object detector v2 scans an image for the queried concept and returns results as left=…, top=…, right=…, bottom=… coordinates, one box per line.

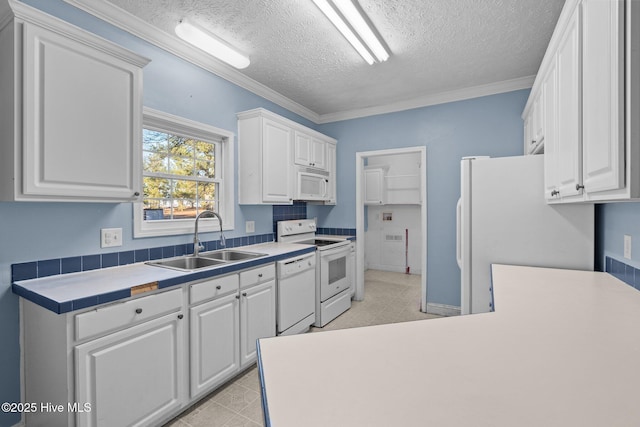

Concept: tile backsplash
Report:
left=606, top=256, right=640, bottom=290
left=12, top=233, right=274, bottom=282
left=272, top=202, right=356, bottom=239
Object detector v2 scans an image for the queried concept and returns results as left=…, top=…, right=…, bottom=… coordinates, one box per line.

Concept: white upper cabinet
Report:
left=237, top=108, right=337, bottom=204
left=363, top=167, right=386, bottom=205
left=523, top=93, right=545, bottom=155
left=543, top=58, right=559, bottom=201
left=0, top=2, right=149, bottom=202
left=262, top=119, right=295, bottom=204
left=555, top=6, right=583, bottom=199
left=326, top=142, right=337, bottom=204
left=295, top=131, right=327, bottom=170
left=581, top=0, right=625, bottom=194
left=237, top=111, right=294, bottom=204
left=525, top=0, right=638, bottom=203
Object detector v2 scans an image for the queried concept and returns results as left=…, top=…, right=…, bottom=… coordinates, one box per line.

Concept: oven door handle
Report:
left=320, top=245, right=350, bottom=259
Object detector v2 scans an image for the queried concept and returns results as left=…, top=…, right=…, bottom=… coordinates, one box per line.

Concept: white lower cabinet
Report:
left=189, top=264, right=275, bottom=399
left=22, top=287, right=186, bottom=427
left=75, top=312, right=186, bottom=427
left=240, top=280, right=276, bottom=367
left=21, top=262, right=277, bottom=427
left=189, top=286, right=240, bottom=399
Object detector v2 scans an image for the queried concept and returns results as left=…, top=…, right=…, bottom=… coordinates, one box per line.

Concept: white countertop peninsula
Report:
left=257, top=265, right=640, bottom=427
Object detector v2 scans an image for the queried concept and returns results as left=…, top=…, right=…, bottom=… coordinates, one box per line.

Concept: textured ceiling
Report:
left=93, top=0, right=564, bottom=119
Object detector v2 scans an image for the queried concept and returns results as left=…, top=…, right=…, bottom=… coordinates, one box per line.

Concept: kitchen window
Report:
left=134, top=108, right=235, bottom=238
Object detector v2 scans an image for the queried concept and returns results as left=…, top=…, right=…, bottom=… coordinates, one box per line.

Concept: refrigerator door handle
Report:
left=456, top=197, right=462, bottom=269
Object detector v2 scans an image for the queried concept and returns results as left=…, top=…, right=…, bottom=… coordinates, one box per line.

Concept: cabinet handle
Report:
left=242, top=292, right=247, bottom=297
left=551, top=190, right=559, bottom=197
left=216, top=285, right=222, bottom=290
left=177, top=314, right=183, bottom=320
left=576, top=184, right=584, bottom=191
left=531, top=139, right=536, bottom=145
left=135, top=308, right=142, bottom=314
left=235, top=295, right=240, bottom=299
left=133, top=192, right=140, bottom=197
left=258, top=273, right=263, bottom=278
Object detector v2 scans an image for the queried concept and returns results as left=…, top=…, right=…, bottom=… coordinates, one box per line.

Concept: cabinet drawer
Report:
left=190, top=274, right=239, bottom=305
left=240, top=264, right=275, bottom=289
left=75, top=288, right=182, bottom=341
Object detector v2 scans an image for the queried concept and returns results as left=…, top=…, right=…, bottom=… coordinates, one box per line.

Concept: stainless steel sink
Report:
left=147, top=250, right=267, bottom=272
left=200, top=250, right=267, bottom=262
left=147, top=256, right=226, bottom=272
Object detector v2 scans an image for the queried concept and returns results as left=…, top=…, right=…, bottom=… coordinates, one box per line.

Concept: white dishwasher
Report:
left=276, top=252, right=316, bottom=336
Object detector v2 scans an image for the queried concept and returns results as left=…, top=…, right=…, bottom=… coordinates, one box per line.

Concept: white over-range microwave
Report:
left=296, top=167, right=329, bottom=201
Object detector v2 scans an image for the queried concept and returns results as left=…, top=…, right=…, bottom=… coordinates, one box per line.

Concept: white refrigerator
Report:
left=456, top=155, right=594, bottom=315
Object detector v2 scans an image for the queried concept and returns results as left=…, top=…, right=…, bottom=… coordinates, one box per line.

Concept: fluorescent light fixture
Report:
left=175, top=19, right=250, bottom=69
left=313, top=0, right=389, bottom=64
left=332, top=1, right=389, bottom=62
left=312, top=0, right=375, bottom=65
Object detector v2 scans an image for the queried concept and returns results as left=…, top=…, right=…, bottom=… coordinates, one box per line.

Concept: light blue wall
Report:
left=0, top=2, right=533, bottom=425
left=309, top=90, right=529, bottom=306
left=0, top=1, right=314, bottom=425
left=596, top=203, right=640, bottom=270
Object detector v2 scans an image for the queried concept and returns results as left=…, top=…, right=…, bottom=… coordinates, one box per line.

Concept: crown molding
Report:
left=316, top=75, right=535, bottom=124
left=63, top=0, right=533, bottom=126
left=63, top=0, right=321, bottom=123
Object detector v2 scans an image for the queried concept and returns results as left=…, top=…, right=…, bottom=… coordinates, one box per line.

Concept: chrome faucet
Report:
left=193, top=210, right=225, bottom=256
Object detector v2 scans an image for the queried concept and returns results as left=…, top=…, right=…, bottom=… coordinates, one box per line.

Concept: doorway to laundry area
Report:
left=355, top=146, right=427, bottom=312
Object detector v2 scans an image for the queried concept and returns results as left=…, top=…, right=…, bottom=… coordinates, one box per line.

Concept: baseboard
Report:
left=366, top=264, right=422, bottom=275
left=425, top=303, right=460, bottom=317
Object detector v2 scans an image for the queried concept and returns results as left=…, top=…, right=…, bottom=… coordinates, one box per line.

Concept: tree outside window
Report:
left=142, top=129, right=220, bottom=221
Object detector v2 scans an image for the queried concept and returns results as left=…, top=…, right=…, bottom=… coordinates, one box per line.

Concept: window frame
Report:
left=134, top=107, right=235, bottom=238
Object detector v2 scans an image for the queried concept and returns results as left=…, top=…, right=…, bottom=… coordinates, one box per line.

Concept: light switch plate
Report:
left=624, top=235, right=632, bottom=259
left=245, top=221, right=255, bottom=233
left=101, top=228, right=123, bottom=248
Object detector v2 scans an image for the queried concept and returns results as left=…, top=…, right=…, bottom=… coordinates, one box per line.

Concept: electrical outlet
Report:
left=624, top=235, right=632, bottom=259
left=101, top=228, right=123, bottom=248
left=245, top=221, right=255, bottom=233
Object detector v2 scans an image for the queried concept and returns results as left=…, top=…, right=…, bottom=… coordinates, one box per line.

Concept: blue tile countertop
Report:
left=12, top=242, right=316, bottom=314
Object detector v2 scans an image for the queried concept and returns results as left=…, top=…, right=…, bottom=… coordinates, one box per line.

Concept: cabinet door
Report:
left=582, top=0, right=625, bottom=194
left=240, top=280, right=275, bottom=367
left=523, top=114, right=533, bottom=154
left=22, top=22, right=142, bottom=201
left=75, top=312, right=185, bottom=427
left=555, top=7, right=583, bottom=198
left=295, top=132, right=327, bottom=170
left=190, top=293, right=239, bottom=398
left=364, top=168, right=385, bottom=205
left=262, top=119, right=293, bottom=203
left=532, top=92, right=544, bottom=146
left=294, top=132, right=312, bottom=166
left=543, top=58, right=560, bottom=201
left=310, top=138, right=327, bottom=170
left=326, top=143, right=337, bottom=204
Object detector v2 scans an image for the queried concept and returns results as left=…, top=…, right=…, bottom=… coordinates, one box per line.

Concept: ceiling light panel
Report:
left=312, top=0, right=376, bottom=65
left=332, top=0, right=389, bottom=62
left=175, top=19, right=250, bottom=69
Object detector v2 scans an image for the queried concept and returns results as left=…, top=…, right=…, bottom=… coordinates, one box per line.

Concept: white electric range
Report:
left=277, top=219, right=352, bottom=327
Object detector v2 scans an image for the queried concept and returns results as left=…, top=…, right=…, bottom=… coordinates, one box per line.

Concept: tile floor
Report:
left=163, top=270, right=441, bottom=427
